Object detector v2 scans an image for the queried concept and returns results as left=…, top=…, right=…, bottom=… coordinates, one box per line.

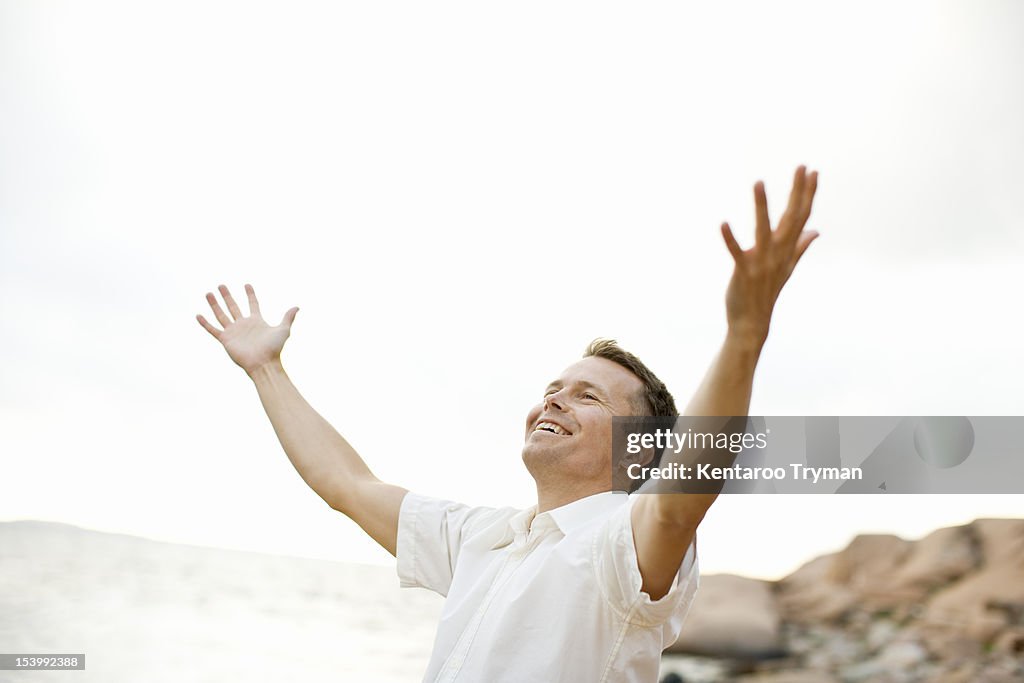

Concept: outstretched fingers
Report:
left=777, top=166, right=808, bottom=244
left=205, top=291, right=231, bottom=327
left=792, top=230, right=820, bottom=267
left=786, top=165, right=807, bottom=217
left=754, top=181, right=771, bottom=247
left=218, top=284, right=243, bottom=320
left=196, top=314, right=221, bottom=339
left=279, top=306, right=299, bottom=328
left=799, top=170, right=818, bottom=223
left=245, top=283, right=261, bottom=318
left=721, top=222, right=745, bottom=263
left=774, top=165, right=815, bottom=248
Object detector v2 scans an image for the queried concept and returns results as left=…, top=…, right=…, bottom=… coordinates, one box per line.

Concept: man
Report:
left=197, top=166, right=820, bottom=682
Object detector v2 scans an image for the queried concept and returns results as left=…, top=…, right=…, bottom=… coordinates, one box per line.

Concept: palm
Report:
left=221, top=314, right=290, bottom=369
left=197, top=284, right=299, bottom=374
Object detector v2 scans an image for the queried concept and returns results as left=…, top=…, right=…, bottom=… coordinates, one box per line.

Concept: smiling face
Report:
left=522, top=356, right=646, bottom=491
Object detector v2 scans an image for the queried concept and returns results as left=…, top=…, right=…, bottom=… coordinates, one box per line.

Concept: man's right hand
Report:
left=197, top=284, right=299, bottom=376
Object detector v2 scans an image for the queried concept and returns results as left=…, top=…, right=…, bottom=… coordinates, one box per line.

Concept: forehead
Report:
left=550, top=356, right=644, bottom=403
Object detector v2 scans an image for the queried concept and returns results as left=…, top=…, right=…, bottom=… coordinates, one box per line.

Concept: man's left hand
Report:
left=720, top=165, right=820, bottom=346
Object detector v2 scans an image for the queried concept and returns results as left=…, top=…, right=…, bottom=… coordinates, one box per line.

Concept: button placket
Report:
left=435, top=517, right=556, bottom=681
left=435, top=546, right=530, bottom=682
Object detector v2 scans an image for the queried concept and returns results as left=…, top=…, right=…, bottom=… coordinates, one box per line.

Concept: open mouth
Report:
left=535, top=421, right=571, bottom=436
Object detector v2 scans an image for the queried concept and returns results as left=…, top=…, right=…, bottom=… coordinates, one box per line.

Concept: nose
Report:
left=544, top=391, right=565, bottom=412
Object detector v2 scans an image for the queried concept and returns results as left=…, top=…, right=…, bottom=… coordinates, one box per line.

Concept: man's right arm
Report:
left=197, top=284, right=407, bottom=556
left=248, top=359, right=408, bottom=555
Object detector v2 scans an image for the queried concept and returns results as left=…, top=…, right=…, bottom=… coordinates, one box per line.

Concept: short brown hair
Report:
left=584, top=338, right=678, bottom=418
left=585, top=339, right=678, bottom=493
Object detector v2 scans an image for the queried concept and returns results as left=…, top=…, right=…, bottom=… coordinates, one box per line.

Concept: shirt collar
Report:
left=491, top=491, right=629, bottom=550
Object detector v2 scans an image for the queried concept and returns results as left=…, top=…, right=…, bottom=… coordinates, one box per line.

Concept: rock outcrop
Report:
left=662, top=518, right=1024, bottom=683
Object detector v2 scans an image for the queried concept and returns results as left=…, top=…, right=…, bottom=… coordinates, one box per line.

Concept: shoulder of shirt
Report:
left=406, top=492, right=524, bottom=537
left=456, top=501, right=527, bottom=550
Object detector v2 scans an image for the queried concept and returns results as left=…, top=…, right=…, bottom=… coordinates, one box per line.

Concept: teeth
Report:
left=536, top=422, right=569, bottom=436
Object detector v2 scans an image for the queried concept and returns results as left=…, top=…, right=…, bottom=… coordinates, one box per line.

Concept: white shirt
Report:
left=396, top=491, right=699, bottom=683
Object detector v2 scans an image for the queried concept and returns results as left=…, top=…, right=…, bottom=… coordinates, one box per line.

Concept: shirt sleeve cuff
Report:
left=395, top=491, right=423, bottom=589
left=598, top=498, right=701, bottom=627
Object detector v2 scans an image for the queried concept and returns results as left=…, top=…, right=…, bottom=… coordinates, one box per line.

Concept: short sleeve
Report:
left=395, top=492, right=501, bottom=597
left=594, top=496, right=700, bottom=628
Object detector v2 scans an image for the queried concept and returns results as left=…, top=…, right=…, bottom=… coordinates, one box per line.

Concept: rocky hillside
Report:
left=663, top=518, right=1024, bottom=683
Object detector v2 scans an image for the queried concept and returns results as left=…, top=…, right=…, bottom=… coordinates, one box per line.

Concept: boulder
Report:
left=777, top=534, right=917, bottom=621
left=824, top=534, right=911, bottom=587
left=925, top=566, right=1024, bottom=628
left=776, top=555, right=858, bottom=623
left=887, top=525, right=980, bottom=596
left=666, top=574, right=784, bottom=659
left=970, top=518, right=1024, bottom=566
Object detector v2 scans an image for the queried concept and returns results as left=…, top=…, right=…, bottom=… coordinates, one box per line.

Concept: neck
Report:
left=535, top=480, right=609, bottom=514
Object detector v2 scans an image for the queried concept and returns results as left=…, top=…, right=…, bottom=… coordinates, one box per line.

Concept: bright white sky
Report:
left=1, top=0, right=1021, bottom=580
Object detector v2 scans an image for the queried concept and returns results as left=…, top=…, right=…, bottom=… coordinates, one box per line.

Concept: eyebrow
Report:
left=544, top=380, right=606, bottom=396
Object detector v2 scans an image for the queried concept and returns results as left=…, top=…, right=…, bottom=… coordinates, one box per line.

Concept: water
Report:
left=0, top=521, right=443, bottom=683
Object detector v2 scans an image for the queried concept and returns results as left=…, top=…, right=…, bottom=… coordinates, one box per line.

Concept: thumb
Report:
left=280, top=306, right=299, bottom=328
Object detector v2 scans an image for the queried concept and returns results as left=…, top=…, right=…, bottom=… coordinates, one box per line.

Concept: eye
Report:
left=582, top=393, right=598, bottom=401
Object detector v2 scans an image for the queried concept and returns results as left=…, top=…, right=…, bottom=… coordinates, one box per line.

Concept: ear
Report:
left=636, top=444, right=658, bottom=469
left=611, top=443, right=658, bottom=493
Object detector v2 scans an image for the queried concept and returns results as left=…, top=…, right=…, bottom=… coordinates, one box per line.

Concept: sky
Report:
left=1, top=0, right=1022, bottom=580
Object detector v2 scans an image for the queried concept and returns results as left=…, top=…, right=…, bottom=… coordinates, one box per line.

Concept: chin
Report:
left=521, top=443, right=558, bottom=473
left=523, top=439, right=581, bottom=478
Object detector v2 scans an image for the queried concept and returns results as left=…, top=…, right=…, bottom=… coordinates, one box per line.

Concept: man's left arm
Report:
left=632, top=165, right=820, bottom=600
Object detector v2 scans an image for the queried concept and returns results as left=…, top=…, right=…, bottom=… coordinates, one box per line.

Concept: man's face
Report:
left=522, top=356, right=645, bottom=483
